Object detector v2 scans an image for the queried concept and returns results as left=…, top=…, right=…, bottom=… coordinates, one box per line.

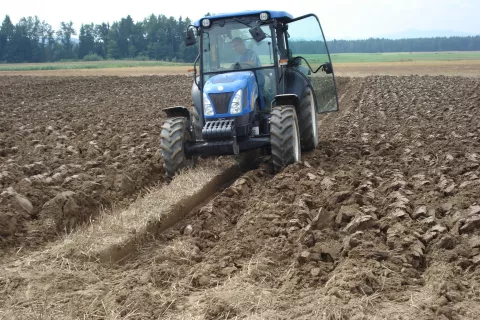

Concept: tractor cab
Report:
left=160, top=10, right=339, bottom=178
left=198, top=14, right=279, bottom=112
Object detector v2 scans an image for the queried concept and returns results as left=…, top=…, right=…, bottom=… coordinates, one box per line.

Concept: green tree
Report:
left=79, top=23, right=95, bottom=58
left=38, top=20, right=55, bottom=61
left=10, top=17, right=36, bottom=62
left=113, top=15, right=135, bottom=58
left=93, top=22, right=109, bottom=58
left=56, top=21, right=77, bottom=60
left=0, top=15, right=15, bottom=61
left=18, top=16, right=43, bottom=62
left=107, top=39, right=120, bottom=59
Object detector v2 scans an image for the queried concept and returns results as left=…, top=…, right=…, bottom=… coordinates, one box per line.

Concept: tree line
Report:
left=0, top=14, right=479, bottom=64
left=0, top=14, right=198, bottom=63
left=291, top=36, right=480, bottom=54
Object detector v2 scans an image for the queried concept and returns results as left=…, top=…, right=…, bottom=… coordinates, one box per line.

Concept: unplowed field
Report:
left=1, top=74, right=480, bottom=319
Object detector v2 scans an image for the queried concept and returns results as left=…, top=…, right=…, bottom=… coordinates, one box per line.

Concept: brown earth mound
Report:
left=1, top=75, right=480, bottom=319
left=0, top=75, right=191, bottom=250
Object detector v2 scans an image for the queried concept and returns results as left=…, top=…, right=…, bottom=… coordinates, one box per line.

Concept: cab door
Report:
left=285, top=14, right=339, bottom=113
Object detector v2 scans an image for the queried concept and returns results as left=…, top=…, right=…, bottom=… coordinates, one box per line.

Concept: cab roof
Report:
left=193, top=10, right=294, bottom=27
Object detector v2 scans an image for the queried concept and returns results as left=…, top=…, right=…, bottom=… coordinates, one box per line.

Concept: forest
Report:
left=0, top=14, right=479, bottom=63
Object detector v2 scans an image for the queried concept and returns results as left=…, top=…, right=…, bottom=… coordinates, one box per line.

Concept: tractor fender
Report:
left=273, top=94, right=299, bottom=108
left=163, top=106, right=191, bottom=121
left=282, top=68, right=317, bottom=113
left=191, top=77, right=202, bottom=118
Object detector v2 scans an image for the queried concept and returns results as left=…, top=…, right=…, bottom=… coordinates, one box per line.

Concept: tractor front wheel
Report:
left=270, top=106, right=301, bottom=172
left=298, top=87, right=319, bottom=151
left=160, top=117, right=195, bottom=178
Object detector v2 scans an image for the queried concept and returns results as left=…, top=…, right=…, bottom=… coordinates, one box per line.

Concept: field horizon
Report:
left=1, top=51, right=480, bottom=73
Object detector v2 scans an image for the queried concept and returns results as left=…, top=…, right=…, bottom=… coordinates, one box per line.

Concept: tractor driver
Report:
left=231, top=37, right=262, bottom=68
left=231, top=37, right=267, bottom=106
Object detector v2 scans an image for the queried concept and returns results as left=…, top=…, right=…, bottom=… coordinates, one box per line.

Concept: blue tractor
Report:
left=161, top=10, right=339, bottom=178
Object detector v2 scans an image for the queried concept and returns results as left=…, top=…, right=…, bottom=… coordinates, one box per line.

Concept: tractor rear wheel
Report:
left=270, top=106, right=301, bottom=172
left=160, top=117, right=195, bottom=178
left=298, top=87, right=319, bottom=151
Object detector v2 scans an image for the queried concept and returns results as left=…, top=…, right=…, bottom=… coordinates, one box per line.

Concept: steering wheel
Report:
left=230, top=62, right=255, bottom=70
left=208, top=67, right=229, bottom=72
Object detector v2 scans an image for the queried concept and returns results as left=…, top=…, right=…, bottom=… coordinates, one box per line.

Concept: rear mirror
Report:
left=322, top=62, right=333, bottom=74
left=185, top=29, right=196, bottom=47
left=249, top=26, right=266, bottom=42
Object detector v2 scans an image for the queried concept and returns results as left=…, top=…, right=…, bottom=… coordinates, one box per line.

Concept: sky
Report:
left=1, top=0, right=479, bottom=39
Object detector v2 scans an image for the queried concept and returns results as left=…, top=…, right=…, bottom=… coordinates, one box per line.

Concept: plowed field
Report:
left=0, top=76, right=191, bottom=249
left=1, top=74, right=480, bottom=319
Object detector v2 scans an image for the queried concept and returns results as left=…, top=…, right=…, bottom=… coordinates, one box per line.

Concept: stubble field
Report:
left=1, top=63, right=480, bottom=319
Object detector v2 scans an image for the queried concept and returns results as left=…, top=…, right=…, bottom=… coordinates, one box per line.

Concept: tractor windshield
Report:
left=201, top=21, right=275, bottom=74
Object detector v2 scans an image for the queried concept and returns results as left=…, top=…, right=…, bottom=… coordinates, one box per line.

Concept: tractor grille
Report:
left=202, top=119, right=235, bottom=139
left=209, top=92, right=233, bottom=114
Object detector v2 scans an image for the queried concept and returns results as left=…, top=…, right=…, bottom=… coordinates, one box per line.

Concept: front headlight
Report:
left=230, top=89, right=243, bottom=114
left=202, top=19, right=211, bottom=28
left=203, top=92, right=214, bottom=116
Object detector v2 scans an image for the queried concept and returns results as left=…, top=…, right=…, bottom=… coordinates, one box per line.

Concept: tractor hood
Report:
left=203, top=71, right=254, bottom=94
